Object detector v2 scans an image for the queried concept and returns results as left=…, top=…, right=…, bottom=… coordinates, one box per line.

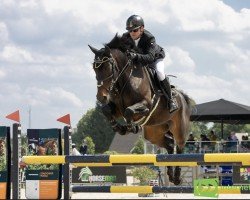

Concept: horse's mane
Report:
left=105, top=34, right=130, bottom=52
left=178, top=90, right=193, bottom=111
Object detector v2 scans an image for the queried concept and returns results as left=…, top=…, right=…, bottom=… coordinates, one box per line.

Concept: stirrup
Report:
left=169, top=101, right=178, bottom=113
left=127, top=125, right=140, bottom=134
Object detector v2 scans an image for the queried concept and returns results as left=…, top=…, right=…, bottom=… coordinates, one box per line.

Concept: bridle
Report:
left=94, top=56, right=117, bottom=88
left=93, top=54, right=131, bottom=94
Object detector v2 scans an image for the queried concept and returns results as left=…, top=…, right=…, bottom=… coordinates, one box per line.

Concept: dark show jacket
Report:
left=121, top=29, right=165, bottom=65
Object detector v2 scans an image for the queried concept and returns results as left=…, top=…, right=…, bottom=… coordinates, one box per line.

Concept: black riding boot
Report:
left=160, top=77, right=178, bottom=113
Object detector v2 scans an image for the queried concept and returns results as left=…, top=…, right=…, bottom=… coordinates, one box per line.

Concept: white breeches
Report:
left=155, top=59, right=165, bottom=81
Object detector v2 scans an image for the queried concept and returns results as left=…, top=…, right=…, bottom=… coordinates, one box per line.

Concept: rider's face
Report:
left=129, top=26, right=143, bottom=40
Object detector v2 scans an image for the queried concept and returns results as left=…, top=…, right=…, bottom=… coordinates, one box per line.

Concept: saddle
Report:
left=144, top=64, right=177, bottom=98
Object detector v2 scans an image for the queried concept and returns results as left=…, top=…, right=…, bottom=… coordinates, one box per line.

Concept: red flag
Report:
left=6, top=110, right=20, bottom=123
left=57, top=114, right=71, bottom=125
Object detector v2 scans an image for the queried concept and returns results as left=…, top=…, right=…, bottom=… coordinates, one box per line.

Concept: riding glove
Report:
left=127, top=51, right=138, bottom=61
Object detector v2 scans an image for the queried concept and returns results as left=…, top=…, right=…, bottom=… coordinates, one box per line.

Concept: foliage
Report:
left=73, top=103, right=116, bottom=153
left=131, top=136, right=144, bottom=154
left=190, top=122, right=250, bottom=140
left=84, top=136, right=95, bottom=154
left=21, top=135, right=28, bottom=156
left=103, top=151, right=119, bottom=155
left=209, top=123, right=250, bottom=139
left=0, top=155, right=6, bottom=171
left=190, top=122, right=209, bottom=139
left=131, top=166, right=157, bottom=185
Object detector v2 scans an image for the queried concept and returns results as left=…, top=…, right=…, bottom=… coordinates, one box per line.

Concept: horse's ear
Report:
left=88, top=45, right=99, bottom=54
left=104, top=45, right=111, bottom=55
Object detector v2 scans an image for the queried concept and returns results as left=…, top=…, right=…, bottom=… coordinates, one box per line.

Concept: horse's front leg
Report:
left=124, top=101, right=149, bottom=133
left=101, top=102, right=127, bottom=135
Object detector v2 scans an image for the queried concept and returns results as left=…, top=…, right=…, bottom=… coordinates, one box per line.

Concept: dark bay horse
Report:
left=88, top=35, right=192, bottom=185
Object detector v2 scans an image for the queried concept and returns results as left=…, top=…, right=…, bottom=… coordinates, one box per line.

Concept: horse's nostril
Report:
left=97, top=95, right=108, bottom=104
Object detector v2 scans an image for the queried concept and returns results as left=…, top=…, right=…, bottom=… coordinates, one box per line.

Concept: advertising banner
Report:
left=72, top=166, right=127, bottom=184
left=25, top=129, right=62, bottom=199
left=233, top=166, right=250, bottom=184
left=0, top=126, right=10, bottom=199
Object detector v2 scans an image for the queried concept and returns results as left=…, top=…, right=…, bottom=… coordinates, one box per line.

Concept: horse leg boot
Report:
left=101, top=102, right=127, bottom=135
left=173, top=146, right=183, bottom=185
left=124, top=102, right=148, bottom=134
left=160, top=77, right=178, bottom=113
left=164, top=131, right=174, bottom=149
left=165, top=141, right=175, bottom=183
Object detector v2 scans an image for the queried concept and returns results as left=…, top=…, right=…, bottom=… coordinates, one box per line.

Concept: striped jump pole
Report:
left=22, top=153, right=250, bottom=166
left=71, top=186, right=193, bottom=193
left=70, top=185, right=250, bottom=194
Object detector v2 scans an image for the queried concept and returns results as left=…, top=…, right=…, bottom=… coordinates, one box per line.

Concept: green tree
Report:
left=72, top=103, right=115, bottom=153
left=103, top=151, right=118, bottom=155
left=132, top=166, right=157, bottom=185
left=84, top=136, right=95, bottom=154
left=210, top=123, right=250, bottom=139
left=131, top=136, right=144, bottom=154
left=190, top=122, right=209, bottom=139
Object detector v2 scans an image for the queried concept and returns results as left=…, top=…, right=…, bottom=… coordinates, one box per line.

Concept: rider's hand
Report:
left=127, top=51, right=138, bottom=61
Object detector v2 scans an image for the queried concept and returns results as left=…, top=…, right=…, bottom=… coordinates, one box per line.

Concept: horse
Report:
left=43, top=140, right=58, bottom=155
left=88, top=35, right=192, bottom=185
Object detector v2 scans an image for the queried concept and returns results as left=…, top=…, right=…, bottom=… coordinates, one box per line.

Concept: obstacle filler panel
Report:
left=0, top=126, right=10, bottom=199
left=25, top=129, right=62, bottom=199
left=22, top=153, right=250, bottom=166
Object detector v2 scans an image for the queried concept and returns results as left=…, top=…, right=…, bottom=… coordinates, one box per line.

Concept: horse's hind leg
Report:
left=173, top=145, right=183, bottom=185
left=164, top=134, right=175, bottom=183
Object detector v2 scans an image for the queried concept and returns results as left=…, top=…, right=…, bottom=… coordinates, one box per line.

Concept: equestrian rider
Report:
left=121, top=14, right=178, bottom=113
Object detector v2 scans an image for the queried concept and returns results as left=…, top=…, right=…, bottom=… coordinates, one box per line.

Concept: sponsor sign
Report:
left=233, top=166, right=250, bottom=184
left=25, top=129, right=62, bottom=199
left=72, top=166, right=127, bottom=184
left=0, top=126, right=10, bottom=199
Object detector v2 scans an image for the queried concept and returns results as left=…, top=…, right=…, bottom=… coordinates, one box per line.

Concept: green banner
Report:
left=194, top=178, right=219, bottom=198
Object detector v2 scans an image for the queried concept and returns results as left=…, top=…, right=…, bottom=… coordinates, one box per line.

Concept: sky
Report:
left=0, top=0, right=249, bottom=131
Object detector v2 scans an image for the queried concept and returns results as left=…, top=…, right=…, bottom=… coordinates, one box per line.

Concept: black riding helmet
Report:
left=126, top=15, right=144, bottom=31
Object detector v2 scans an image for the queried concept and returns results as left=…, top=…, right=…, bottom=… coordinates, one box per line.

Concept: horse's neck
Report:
left=111, top=50, right=152, bottom=101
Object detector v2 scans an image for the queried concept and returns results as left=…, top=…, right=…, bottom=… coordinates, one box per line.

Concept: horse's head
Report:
left=89, top=45, right=116, bottom=104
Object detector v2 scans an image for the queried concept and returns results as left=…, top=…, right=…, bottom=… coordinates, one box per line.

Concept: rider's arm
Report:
left=136, top=37, right=157, bottom=64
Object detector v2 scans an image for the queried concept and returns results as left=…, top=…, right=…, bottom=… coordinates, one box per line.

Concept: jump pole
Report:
left=22, top=153, right=250, bottom=166
left=70, top=185, right=250, bottom=194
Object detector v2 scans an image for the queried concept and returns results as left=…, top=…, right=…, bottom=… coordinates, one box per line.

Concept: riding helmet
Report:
left=126, top=15, right=144, bottom=31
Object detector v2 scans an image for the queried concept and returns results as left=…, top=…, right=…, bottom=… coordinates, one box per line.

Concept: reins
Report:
left=94, top=55, right=131, bottom=93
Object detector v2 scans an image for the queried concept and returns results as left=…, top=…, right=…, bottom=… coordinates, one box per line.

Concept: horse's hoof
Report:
left=132, top=125, right=141, bottom=134
left=114, top=125, right=127, bottom=135
left=168, top=176, right=174, bottom=183
left=173, top=178, right=182, bottom=185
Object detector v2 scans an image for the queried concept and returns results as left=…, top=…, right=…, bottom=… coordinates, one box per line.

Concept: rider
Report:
left=121, top=14, right=178, bottom=113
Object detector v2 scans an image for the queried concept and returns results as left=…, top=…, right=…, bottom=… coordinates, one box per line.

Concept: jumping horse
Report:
left=89, top=35, right=192, bottom=185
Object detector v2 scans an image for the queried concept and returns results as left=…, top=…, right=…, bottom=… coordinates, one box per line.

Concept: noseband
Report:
left=94, top=54, right=132, bottom=102
left=94, top=56, right=117, bottom=88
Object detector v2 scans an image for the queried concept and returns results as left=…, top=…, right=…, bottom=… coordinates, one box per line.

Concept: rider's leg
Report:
left=155, top=59, right=178, bottom=113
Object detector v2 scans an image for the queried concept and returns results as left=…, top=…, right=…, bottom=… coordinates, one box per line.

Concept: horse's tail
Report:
left=178, top=90, right=193, bottom=112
